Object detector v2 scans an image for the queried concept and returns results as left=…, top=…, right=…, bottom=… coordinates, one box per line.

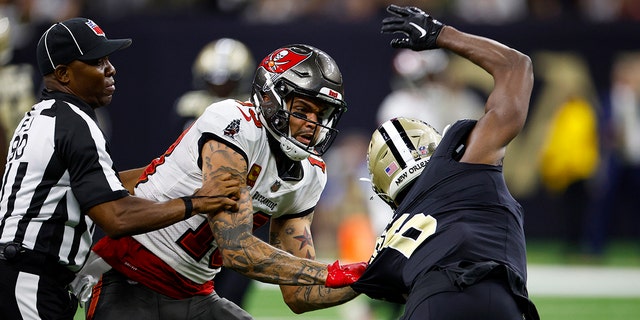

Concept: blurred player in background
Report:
left=175, top=38, right=255, bottom=131
left=0, top=16, right=36, bottom=173
left=377, top=47, right=484, bottom=133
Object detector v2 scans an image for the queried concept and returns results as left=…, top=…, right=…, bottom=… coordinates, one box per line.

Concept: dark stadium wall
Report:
left=14, top=11, right=640, bottom=240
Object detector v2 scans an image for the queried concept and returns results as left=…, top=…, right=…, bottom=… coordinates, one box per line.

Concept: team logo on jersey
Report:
left=260, top=48, right=310, bottom=74
left=247, top=164, right=262, bottom=188
left=270, top=180, right=281, bottom=192
left=223, top=119, right=241, bottom=138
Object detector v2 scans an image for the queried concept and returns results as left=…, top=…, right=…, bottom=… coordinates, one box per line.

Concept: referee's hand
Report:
left=192, top=173, right=242, bottom=215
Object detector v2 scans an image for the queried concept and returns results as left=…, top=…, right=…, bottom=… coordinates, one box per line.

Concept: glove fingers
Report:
left=381, top=16, right=407, bottom=25
left=390, top=38, right=412, bottom=49
left=381, top=17, right=411, bottom=34
left=386, top=4, right=410, bottom=16
left=381, top=24, right=409, bottom=34
left=407, top=6, right=425, bottom=14
left=383, top=5, right=444, bottom=51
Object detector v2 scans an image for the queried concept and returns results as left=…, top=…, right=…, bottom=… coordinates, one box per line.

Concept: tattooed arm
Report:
left=202, top=139, right=331, bottom=285
left=270, top=214, right=360, bottom=314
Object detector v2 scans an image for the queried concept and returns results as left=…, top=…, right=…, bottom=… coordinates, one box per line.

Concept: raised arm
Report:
left=382, top=4, right=533, bottom=165
left=438, top=27, right=533, bottom=164
left=201, top=139, right=364, bottom=289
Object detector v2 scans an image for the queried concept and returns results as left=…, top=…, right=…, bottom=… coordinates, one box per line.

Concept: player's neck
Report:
left=267, top=134, right=303, bottom=181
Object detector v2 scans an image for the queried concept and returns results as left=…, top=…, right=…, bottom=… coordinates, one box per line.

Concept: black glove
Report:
left=381, top=4, right=445, bottom=51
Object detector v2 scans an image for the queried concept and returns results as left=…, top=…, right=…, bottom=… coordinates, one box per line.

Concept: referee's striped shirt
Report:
left=0, top=90, right=129, bottom=272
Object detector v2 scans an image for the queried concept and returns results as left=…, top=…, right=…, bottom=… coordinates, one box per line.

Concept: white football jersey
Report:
left=132, top=99, right=327, bottom=284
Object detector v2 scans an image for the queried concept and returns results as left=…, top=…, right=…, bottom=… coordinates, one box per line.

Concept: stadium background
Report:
left=3, top=1, right=639, bottom=319
left=11, top=8, right=638, bottom=240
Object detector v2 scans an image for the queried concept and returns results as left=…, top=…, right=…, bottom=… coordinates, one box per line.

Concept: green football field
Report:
left=75, top=240, right=640, bottom=319
left=75, top=287, right=640, bottom=320
left=242, top=288, right=640, bottom=320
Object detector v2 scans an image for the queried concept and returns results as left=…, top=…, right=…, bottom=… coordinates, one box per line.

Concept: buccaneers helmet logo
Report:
left=260, top=49, right=310, bottom=73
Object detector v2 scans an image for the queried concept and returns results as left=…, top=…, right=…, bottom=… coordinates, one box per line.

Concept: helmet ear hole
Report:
left=261, top=98, right=277, bottom=119
left=272, top=113, right=288, bottom=132
left=276, top=81, right=288, bottom=95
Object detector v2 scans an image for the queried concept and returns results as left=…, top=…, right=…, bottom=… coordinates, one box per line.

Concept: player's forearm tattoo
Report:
left=270, top=231, right=283, bottom=249
left=291, top=285, right=359, bottom=309
left=207, top=184, right=328, bottom=286
left=202, top=142, right=246, bottom=183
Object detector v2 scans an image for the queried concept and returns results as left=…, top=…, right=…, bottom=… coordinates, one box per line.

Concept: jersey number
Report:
left=8, top=116, right=34, bottom=162
left=176, top=221, right=221, bottom=268
left=8, top=134, right=28, bottom=161
left=175, top=212, right=270, bottom=268
left=372, top=213, right=437, bottom=260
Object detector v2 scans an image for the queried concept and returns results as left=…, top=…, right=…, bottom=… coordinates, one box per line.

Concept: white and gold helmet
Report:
left=192, top=38, right=255, bottom=89
left=0, top=17, right=12, bottom=66
left=367, top=117, right=441, bottom=208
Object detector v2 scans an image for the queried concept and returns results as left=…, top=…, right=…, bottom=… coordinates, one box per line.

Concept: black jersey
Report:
left=0, top=90, right=129, bottom=272
left=352, top=120, right=529, bottom=303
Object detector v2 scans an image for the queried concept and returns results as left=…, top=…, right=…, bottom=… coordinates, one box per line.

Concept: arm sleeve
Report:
left=56, top=104, right=128, bottom=212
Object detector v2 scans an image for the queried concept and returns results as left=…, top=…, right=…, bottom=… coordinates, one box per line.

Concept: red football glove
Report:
left=325, top=260, right=368, bottom=288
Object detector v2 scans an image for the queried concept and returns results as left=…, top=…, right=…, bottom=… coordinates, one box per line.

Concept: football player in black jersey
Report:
left=351, top=5, right=539, bottom=320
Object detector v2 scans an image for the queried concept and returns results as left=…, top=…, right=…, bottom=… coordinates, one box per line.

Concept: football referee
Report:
left=0, top=17, right=241, bottom=320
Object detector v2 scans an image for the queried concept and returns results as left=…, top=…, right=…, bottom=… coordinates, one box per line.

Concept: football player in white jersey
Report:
left=74, top=44, right=366, bottom=320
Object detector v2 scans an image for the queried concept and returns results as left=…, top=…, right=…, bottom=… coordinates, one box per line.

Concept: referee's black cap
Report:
left=36, top=17, right=132, bottom=76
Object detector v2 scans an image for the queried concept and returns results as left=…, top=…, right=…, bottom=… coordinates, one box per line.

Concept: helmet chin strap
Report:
left=279, top=134, right=310, bottom=161
left=259, top=108, right=311, bottom=161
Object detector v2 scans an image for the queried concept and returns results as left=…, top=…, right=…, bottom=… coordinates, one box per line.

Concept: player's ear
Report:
left=53, top=64, right=71, bottom=84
